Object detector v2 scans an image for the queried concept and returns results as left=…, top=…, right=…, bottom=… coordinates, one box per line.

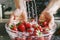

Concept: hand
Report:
left=39, top=11, right=55, bottom=30
left=39, top=11, right=52, bottom=23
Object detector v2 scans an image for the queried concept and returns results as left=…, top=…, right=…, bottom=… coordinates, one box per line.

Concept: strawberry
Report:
left=45, top=25, right=48, bottom=27
left=18, top=24, right=25, bottom=32
left=25, top=22, right=31, bottom=28
left=10, top=25, right=17, bottom=31
left=22, top=21, right=27, bottom=26
left=43, top=21, right=48, bottom=26
left=32, top=24, right=36, bottom=28
left=26, top=37, right=32, bottom=40
left=16, top=22, right=21, bottom=26
left=34, top=27, right=39, bottom=31
left=38, top=26, right=43, bottom=32
left=27, top=29, right=33, bottom=33
left=38, top=20, right=40, bottom=24
left=15, top=37, right=20, bottom=40
left=11, top=26, right=17, bottom=31
left=32, top=24, right=39, bottom=28
left=33, top=30, right=37, bottom=36
left=42, top=29, right=49, bottom=34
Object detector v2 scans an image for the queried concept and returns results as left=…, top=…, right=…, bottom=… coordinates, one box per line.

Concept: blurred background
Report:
left=0, top=0, right=60, bottom=40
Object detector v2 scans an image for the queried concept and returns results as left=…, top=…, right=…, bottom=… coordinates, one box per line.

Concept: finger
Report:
left=39, top=12, right=46, bottom=21
left=44, top=12, right=52, bottom=23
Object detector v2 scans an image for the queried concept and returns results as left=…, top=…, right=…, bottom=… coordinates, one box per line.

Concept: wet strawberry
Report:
left=25, top=22, right=32, bottom=28
left=18, top=24, right=25, bottom=32
left=10, top=25, right=17, bottom=31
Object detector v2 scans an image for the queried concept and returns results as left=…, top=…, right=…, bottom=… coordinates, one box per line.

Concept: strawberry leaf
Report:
left=16, top=22, right=21, bottom=26
left=10, top=25, right=13, bottom=29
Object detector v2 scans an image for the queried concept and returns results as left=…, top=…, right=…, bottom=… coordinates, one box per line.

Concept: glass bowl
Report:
left=5, top=24, right=56, bottom=40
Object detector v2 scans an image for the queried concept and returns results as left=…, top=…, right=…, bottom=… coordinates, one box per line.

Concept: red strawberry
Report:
left=11, top=26, right=17, bottom=31
left=31, top=19, right=35, bottom=22
left=32, top=24, right=39, bottom=29
left=22, top=21, right=27, bottom=26
left=43, top=21, right=48, bottom=26
left=25, top=22, right=31, bottom=28
left=42, top=29, right=49, bottom=34
left=32, top=24, right=36, bottom=28
left=15, top=37, right=21, bottom=40
left=20, top=37, right=26, bottom=40
left=32, top=24, right=40, bottom=31
left=10, top=25, right=17, bottom=31
left=38, top=26, right=43, bottom=32
left=26, top=37, right=32, bottom=40
left=33, top=30, right=37, bottom=36
left=38, top=20, right=40, bottom=24
left=44, top=25, right=49, bottom=29
left=18, top=24, right=25, bottom=32
left=27, top=29, right=33, bottom=33
left=34, top=27, right=39, bottom=31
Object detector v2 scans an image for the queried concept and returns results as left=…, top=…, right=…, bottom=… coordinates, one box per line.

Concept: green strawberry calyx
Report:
left=36, top=30, right=42, bottom=37
left=16, top=22, right=21, bottom=26
left=9, top=25, right=14, bottom=29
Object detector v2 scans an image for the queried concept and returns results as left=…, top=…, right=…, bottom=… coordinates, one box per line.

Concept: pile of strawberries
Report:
left=10, top=20, right=49, bottom=34
left=10, top=21, right=42, bottom=34
left=9, top=19, right=50, bottom=40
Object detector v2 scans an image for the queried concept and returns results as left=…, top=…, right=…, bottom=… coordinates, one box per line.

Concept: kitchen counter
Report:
left=0, top=19, right=9, bottom=23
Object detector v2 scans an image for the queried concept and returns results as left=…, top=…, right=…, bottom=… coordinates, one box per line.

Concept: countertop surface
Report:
left=0, top=19, right=9, bottom=23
